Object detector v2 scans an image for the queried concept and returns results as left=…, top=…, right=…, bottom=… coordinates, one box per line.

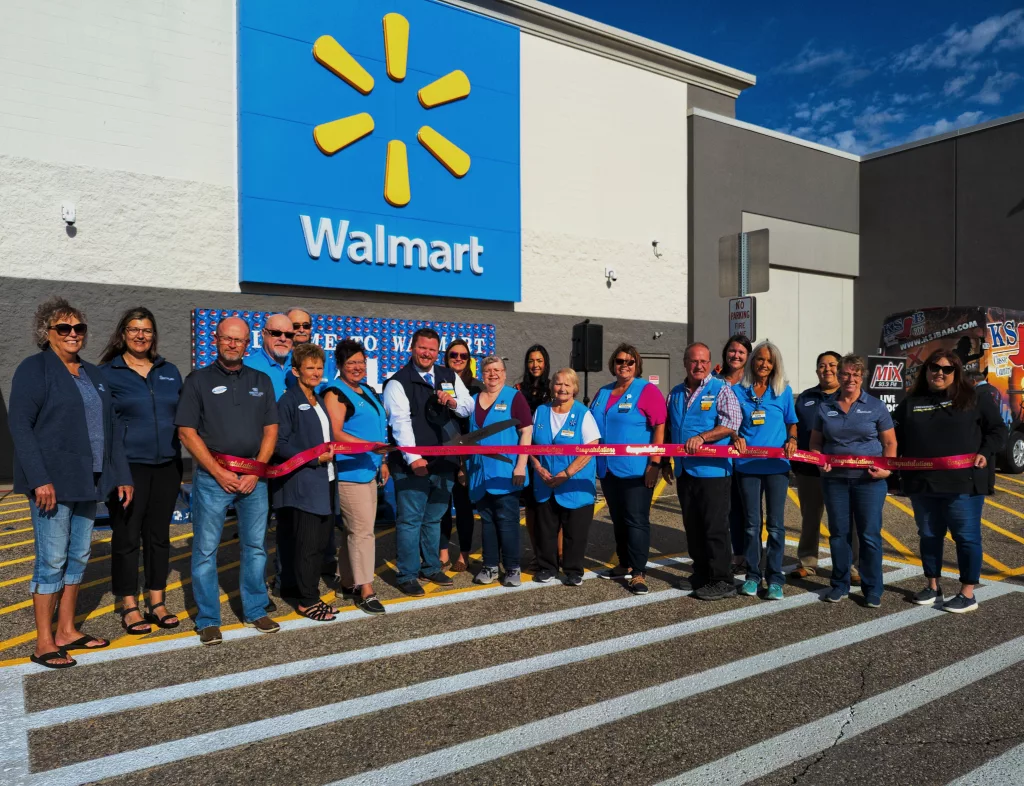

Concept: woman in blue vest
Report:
left=717, top=334, right=752, bottom=574
left=323, top=339, right=389, bottom=614
left=590, top=343, right=667, bottom=595
left=99, top=307, right=183, bottom=635
left=530, top=368, right=601, bottom=585
left=467, top=356, right=533, bottom=587
left=731, top=341, right=798, bottom=601
left=273, top=343, right=339, bottom=621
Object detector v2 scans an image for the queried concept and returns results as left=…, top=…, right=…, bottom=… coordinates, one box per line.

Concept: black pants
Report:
left=677, top=473, right=732, bottom=587
left=601, top=473, right=654, bottom=575
left=108, top=459, right=183, bottom=597
left=536, top=497, right=594, bottom=578
left=440, top=480, right=475, bottom=554
left=276, top=506, right=333, bottom=606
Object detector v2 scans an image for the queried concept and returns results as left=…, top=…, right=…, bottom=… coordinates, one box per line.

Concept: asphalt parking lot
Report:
left=1, top=476, right=1024, bottom=785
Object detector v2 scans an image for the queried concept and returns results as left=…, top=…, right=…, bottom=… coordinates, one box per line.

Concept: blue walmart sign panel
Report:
left=238, top=0, right=522, bottom=301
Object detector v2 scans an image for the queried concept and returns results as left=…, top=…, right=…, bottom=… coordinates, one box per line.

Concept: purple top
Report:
left=475, top=390, right=533, bottom=429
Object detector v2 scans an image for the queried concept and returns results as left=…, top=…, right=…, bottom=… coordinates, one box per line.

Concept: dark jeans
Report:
left=910, top=493, right=984, bottom=585
left=601, top=473, right=654, bottom=575
left=677, top=473, right=732, bottom=587
left=536, top=498, right=594, bottom=578
left=108, top=459, right=183, bottom=597
left=393, top=469, right=453, bottom=584
left=821, top=477, right=886, bottom=598
left=737, top=471, right=790, bottom=586
left=440, top=480, right=475, bottom=554
left=478, top=491, right=522, bottom=569
left=728, top=475, right=746, bottom=557
left=276, top=505, right=334, bottom=606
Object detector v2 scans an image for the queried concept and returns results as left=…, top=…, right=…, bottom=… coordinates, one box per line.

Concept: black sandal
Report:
left=30, top=650, right=76, bottom=669
left=298, top=601, right=337, bottom=621
left=119, top=605, right=152, bottom=635
left=145, top=601, right=180, bottom=629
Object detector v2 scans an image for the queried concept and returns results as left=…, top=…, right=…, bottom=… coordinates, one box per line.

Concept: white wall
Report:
left=755, top=268, right=855, bottom=395
left=0, top=0, right=238, bottom=292
left=518, top=34, right=688, bottom=323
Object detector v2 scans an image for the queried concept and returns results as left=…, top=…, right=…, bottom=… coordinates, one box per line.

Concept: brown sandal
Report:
left=450, top=558, right=467, bottom=572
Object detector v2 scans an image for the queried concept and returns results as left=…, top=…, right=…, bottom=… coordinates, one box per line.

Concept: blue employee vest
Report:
left=668, top=377, right=732, bottom=478
left=330, top=383, right=387, bottom=483
left=466, top=386, right=528, bottom=503
left=531, top=402, right=597, bottom=510
left=590, top=379, right=654, bottom=478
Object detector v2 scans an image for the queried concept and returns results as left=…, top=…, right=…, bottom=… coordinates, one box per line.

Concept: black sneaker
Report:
left=694, top=580, right=737, bottom=601
left=564, top=573, right=583, bottom=586
left=597, top=566, right=632, bottom=581
left=398, top=580, right=426, bottom=596
left=534, top=569, right=556, bottom=583
left=628, top=574, right=650, bottom=595
left=355, top=594, right=386, bottom=615
left=913, top=585, right=943, bottom=605
left=421, top=572, right=454, bottom=587
left=942, top=593, right=978, bottom=614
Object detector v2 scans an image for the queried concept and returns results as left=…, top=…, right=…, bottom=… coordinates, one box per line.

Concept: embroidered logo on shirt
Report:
left=826, top=410, right=839, bottom=417
left=212, top=386, right=228, bottom=395
left=158, top=375, right=175, bottom=382
left=855, top=408, right=871, bottom=414
left=249, top=387, right=265, bottom=398
left=97, top=383, right=105, bottom=392
left=298, top=403, right=311, bottom=411
left=804, top=400, right=817, bottom=407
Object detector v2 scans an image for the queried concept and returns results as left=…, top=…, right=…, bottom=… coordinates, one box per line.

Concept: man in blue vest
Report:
left=663, top=342, right=742, bottom=601
left=382, top=328, right=474, bottom=596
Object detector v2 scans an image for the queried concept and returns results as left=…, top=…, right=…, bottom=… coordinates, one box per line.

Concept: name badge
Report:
left=298, top=403, right=311, bottom=411
left=495, top=402, right=508, bottom=412
left=751, top=409, right=766, bottom=426
left=618, top=402, right=633, bottom=412
left=441, top=382, right=455, bottom=394
left=560, top=429, right=576, bottom=438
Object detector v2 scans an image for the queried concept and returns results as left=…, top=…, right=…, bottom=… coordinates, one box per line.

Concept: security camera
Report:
left=605, top=267, right=618, bottom=282
left=651, top=240, right=658, bottom=247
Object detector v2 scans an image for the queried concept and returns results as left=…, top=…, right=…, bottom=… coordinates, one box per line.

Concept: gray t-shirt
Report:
left=73, top=372, right=104, bottom=472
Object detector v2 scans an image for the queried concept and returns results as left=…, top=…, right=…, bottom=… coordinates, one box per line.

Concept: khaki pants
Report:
left=337, top=481, right=378, bottom=587
left=795, top=473, right=858, bottom=569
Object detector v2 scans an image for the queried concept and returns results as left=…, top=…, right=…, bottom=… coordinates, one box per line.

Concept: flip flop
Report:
left=30, top=650, right=76, bottom=669
left=58, top=634, right=110, bottom=651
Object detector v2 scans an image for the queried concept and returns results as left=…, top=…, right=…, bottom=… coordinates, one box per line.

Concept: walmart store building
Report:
left=6, top=0, right=1021, bottom=473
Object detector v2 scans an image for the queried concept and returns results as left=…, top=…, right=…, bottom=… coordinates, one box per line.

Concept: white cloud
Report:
left=908, top=110, right=986, bottom=141
left=774, top=42, right=851, bottom=75
left=943, top=73, right=976, bottom=96
left=894, top=10, right=1024, bottom=70
left=816, top=129, right=868, bottom=154
left=970, top=70, right=1021, bottom=104
left=835, top=67, right=873, bottom=87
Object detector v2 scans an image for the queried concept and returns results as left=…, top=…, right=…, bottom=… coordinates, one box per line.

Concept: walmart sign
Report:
left=238, top=0, right=521, bottom=301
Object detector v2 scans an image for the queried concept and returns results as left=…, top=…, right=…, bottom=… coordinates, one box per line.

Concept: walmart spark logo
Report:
left=311, top=13, right=471, bottom=207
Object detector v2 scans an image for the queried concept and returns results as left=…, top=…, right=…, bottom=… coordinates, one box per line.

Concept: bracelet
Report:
left=698, top=435, right=706, bottom=443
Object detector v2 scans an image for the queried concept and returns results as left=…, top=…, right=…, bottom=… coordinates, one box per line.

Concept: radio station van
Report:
left=878, top=305, right=1024, bottom=473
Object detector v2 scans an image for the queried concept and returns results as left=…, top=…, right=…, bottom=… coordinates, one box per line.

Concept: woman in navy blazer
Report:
left=9, top=298, right=133, bottom=669
left=99, top=307, right=184, bottom=636
left=272, top=343, right=339, bottom=621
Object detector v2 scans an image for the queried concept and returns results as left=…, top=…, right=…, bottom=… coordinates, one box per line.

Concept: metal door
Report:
left=644, top=355, right=670, bottom=399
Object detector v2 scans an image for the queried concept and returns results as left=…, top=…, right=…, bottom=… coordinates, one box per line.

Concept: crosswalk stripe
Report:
left=656, top=634, right=1024, bottom=785
left=25, top=566, right=925, bottom=785
left=324, top=580, right=1014, bottom=786
left=945, top=741, right=1024, bottom=785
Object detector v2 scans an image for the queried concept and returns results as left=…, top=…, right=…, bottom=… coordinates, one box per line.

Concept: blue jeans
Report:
left=737, top=472, right=789, bottom=586
left=821, top=477, right=886, bottom=598
left=30, top=499, right=97, bottom=594
left=190, top=467, right=270, bottom=630
left=910, top=493, right=984, bottom=585
left=478, top=491, right=522, bottom=570
left=392, top=469, right=453, bottom=584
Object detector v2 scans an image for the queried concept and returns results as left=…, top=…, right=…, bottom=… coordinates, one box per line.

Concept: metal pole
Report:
left=739, top=231, right=749, bottom=297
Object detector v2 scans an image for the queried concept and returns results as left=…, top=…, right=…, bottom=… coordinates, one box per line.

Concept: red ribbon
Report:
left=211, top=443, right=978, bottom=478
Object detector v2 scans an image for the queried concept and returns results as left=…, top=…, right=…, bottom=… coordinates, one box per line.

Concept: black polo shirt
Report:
left=175, top=361, right=278, bottom=458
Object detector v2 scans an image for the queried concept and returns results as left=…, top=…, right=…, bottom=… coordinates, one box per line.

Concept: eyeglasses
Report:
left=343, top=360, right=366, bottom=368
left=928, top=363, right=955, bottom=375
left=125, top=327, right=154, bottom=337
left=292, top=322, right=312, bottom=330
left=838, top=371, right=862, bottom=379
left=448, top=352, right=469, bottom=360
left=614, top=358, right=636, bottom=367
left=49, top=323, right=87, bottom=336
left=217, top=336, right=247, bottom=345
left=265, top=329, right=296, bottom=339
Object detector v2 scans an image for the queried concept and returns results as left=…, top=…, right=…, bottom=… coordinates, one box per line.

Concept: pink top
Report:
left=475, top=390, right=533, bottom=429
left=605, top=383, right=667, bottom=428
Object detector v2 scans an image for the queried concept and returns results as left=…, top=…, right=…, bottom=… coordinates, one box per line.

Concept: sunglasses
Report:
left=614, top=358, right=636, bottom=367
left=50, top=323, right=88, bottom=337
left=448, top=352, right=469, bottom=360
left=292, top=322, right=312, bottom=330
left=265, top=329, right=295, bottom=339
left=928, top=363, right=955, bottom=375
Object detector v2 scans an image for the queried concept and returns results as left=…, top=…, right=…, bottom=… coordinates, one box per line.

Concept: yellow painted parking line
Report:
left=0, top=537, right=35, bottom=552
left=0, top=526, right=32, bottom=538
left=0, top=509, right=29, bottom=518
left=0, top=555, right=34, bottom=570
left=984, top=497, right=1024, bottom=524
left=995, top=484, right=1024, bottom=501
left=981, top=514, right=1024, bottom=547
left=0, top=500, right=28, bottom=510
left=996, top=473, right=1024, bottom=487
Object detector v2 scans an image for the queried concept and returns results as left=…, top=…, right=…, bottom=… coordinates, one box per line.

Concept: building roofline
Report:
left=440, top=0, right=757, bottom=97
left=688, top=108, right=862, bottom=162
left=863, top=111, right=1024, bottom=160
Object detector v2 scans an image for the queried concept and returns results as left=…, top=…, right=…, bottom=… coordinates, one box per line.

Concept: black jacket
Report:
left=893, top=390, right=1005, bottom=496
left=271, top=385, right=337, bottom=516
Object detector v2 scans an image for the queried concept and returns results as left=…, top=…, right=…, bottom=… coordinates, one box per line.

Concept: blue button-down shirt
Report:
left=814, top=390, right=894, bottom=479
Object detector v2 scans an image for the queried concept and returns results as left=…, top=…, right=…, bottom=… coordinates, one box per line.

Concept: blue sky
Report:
left=541, top=1, right=1024, bottom=154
